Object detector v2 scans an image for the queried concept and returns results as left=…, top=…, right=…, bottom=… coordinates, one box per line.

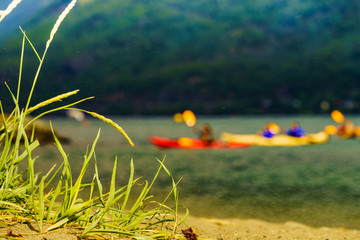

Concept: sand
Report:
left=1, top=216, right=360, bottom=240
left=183, top=216, right=360, bottom=240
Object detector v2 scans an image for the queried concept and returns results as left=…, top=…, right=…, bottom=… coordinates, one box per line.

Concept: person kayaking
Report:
left=193, top=123, right=216, bottom=145
left=262, top=122, right=280, bottom=138
left=286, top=121, right=306, bottom=137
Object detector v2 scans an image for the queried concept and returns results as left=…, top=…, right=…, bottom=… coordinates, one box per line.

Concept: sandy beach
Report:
left=183, top=215, right=360, bottom=240
left=1, top=215, right=360, bottom=239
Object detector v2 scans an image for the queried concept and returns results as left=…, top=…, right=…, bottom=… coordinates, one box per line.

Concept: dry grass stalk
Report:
left=27, top=90, right=80, bottom=114
left=0, top=0, right=23, bottom=22
left=26, top=0, right=78, bottom=111
left=46, top=0, right=77, bottom=49
left=83, top=110, right=134, bottom=147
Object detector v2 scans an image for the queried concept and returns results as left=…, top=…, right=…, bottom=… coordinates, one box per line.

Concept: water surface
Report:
left=34, top=115, right=360, bottom=229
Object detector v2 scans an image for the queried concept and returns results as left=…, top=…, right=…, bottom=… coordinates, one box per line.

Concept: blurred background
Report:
left=1, top=0, right=360, bottom=115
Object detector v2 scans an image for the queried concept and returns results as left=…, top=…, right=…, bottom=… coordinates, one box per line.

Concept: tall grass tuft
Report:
left=0, top=0, right=186, bottom=239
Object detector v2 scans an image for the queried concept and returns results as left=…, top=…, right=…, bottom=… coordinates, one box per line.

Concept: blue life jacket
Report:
left=286, top=126, right=305, bottom=137
left=263, top=130, right=275, bottom=138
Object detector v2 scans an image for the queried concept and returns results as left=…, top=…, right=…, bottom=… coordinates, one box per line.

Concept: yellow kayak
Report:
left=220, top=131, right=329, bottom=146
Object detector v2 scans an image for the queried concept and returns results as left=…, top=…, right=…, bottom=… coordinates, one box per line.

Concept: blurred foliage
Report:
left=1, top=0, right=360, bottom=115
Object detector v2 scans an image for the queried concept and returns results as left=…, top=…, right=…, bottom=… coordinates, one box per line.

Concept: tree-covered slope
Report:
left=1, top=0, right=360, bottom=115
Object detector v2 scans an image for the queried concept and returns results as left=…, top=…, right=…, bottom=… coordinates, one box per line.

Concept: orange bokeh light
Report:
left=331, top=110, right=344, bottom=123
left=324, top=125, right=338, bottom=135
left=173, top=113, right=183, bottom=123
left=268, top=123, right=280, bottom=134
left=183, top=110, right=196, bottom=127
left=178, top=137, right=193, bottom=147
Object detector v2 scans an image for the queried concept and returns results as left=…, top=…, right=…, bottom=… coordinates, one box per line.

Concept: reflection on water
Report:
left=30, top=115, right=360, bottom=229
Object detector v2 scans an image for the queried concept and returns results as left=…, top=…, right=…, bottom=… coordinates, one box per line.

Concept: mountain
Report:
left=1, top=0, right=360, bottom=115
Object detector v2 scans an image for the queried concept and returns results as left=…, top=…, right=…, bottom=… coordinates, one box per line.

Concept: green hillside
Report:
left=1, top=0, right=360, bottom=115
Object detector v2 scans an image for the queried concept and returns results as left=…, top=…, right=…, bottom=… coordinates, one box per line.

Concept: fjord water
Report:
left=36, top=115, right=360, bottom=229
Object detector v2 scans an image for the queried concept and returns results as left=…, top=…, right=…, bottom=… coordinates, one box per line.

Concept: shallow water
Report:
left=33, top=115, right=360, bottom=229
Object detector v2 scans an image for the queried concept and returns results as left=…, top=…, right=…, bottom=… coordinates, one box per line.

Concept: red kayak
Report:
left=149, top=136, right=250, bottom=149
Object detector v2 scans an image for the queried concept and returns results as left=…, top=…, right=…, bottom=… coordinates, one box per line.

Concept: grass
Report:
left=0, top=1, right=187, bottom=239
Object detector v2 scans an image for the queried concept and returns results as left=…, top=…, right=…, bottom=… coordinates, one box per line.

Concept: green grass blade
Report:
left=121, top=158, right=134, bottom=212
left=69, top=129, right=100, bottom=208
left=83, top=157, right=118, bottom=234
left=94, top=158, right=104, bottom=204
left=0, top=201, right=26, bottom=211
left=46, top=218, right=69, bottom=232
left=16, top=34, right=25, bottom=103
left=13, top=140, right=39, bottom=165
left=19, top=27, right=41, bottom=62
left=37, top=177, right=46, bottom=232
